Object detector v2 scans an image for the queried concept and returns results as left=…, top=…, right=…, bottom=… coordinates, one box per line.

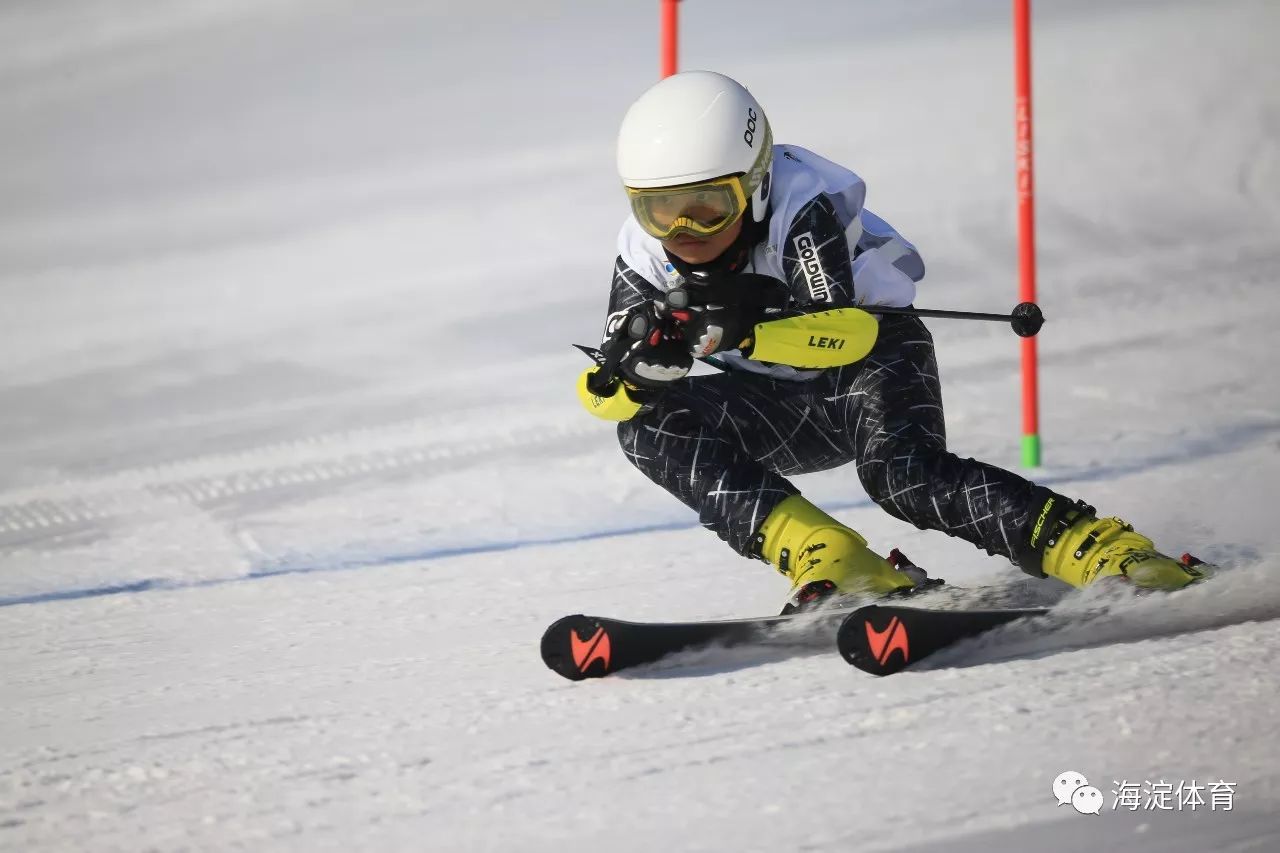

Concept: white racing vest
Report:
left=616, top=144, right=924, bottom=380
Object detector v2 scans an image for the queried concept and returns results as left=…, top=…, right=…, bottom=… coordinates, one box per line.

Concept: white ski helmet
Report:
left=617, top=70, right=773, bottom=240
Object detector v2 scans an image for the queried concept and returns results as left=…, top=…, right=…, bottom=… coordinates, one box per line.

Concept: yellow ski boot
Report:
left=1020, top=490, right=1210, bottom=590
left=755, top=495, right=915, bottom=611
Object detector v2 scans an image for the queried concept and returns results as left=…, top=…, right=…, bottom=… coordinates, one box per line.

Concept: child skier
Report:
left=577, top=70, right=1205, bottom=610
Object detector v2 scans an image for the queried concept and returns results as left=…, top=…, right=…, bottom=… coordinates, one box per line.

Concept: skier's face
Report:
left=661, top=215, right=744, bottom=265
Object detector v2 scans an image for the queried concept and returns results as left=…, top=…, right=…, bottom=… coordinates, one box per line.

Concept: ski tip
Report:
left=837, top=605, right=910, bottom=677
left=837, top=604, right=1051, bottom=677
left=540, top=615, right=615, bottom=681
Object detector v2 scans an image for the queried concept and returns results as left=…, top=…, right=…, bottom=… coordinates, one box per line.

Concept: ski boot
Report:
left=755, top=495, right=918, bottom=613
left=1018, top=488, right=1211, bottom=590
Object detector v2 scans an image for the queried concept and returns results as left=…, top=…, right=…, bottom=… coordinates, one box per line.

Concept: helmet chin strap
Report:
left=664, top=201, right=772, bottom=279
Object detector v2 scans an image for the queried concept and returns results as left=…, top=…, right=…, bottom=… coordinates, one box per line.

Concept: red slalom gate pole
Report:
left=1014, top=0, right=1041, bottom=467
left=660, top=0, right=679, bottom=78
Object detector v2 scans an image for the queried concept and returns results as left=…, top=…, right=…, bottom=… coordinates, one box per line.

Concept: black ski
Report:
left=542, top=600, right=1050, bottom=681
left=837, top=604, right=1048, bottom=676
left=540, top=611, right=845, bottom=681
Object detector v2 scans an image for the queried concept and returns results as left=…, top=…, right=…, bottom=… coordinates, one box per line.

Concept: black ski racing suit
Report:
left=606, top=195, right=1044, bottom=565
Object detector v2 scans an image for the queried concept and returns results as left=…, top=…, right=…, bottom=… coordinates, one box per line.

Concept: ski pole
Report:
left=869, top=301, right=1044, bottom=338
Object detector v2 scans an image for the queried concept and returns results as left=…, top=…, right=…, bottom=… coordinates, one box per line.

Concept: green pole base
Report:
left=1021, top=433, right=1041, bottom=468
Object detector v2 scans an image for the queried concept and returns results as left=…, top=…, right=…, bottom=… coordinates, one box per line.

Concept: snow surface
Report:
left=1, top=0, right=1279, bottom=850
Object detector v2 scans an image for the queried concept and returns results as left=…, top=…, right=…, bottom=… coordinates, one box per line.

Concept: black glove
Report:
left=595, top=301, right=693, bottom=393
left=665, top=272, right=790, bottom=358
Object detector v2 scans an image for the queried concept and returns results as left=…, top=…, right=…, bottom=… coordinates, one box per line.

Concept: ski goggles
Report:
left=624, top=175, right=750, bottom=241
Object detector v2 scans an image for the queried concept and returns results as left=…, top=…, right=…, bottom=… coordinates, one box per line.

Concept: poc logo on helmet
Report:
left=744, top=107, right=758, bottom=147
left=794, top=232, right=831, bottom=302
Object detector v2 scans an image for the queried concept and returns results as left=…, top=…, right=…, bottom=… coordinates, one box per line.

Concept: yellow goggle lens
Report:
left=625, top=177, right=748, bottom=240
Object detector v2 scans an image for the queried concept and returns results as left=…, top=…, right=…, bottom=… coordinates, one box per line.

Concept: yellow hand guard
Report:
left=576, top=368, right=645, bottom=422
left=748, top=308, right=879, bottom=368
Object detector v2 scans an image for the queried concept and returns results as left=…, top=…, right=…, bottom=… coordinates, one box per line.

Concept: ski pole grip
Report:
left=1010, top=301, right=1044, bottom=337
left=586, top=369, right=617, bottom=397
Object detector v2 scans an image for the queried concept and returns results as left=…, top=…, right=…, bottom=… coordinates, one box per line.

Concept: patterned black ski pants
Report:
left=617, top=315, right=1041, bottom=561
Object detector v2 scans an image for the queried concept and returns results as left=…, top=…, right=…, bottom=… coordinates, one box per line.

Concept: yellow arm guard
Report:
left=576, top=368, right=645, bottom=422
left=747, top=308, right=879, bottom=368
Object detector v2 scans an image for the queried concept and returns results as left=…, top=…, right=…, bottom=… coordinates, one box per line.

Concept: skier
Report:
left=577, top=70, right=1206, bottom=611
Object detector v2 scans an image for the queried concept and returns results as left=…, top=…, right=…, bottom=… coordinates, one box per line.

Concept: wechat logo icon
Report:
left=1053, top=771, right=1103, bottom=815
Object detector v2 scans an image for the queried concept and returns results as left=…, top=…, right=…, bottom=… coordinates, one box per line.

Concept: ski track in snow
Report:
left=0, top=410, right=596, bottom=545
left=2, top=0, right=1279, bottom=851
